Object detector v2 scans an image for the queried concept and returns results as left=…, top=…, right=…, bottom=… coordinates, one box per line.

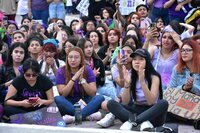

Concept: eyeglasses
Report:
left=68, top=55, right=80, bottom=60
left=24, top=73, right=38, bottom=78
left=181, top=48, right=193, bottom=53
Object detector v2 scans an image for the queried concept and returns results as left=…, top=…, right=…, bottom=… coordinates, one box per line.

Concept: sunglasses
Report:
left=24, top=73, right=38, bottom=78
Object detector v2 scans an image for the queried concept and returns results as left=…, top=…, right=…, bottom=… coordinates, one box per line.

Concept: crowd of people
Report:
left=0, top=0, right=200, bottom=131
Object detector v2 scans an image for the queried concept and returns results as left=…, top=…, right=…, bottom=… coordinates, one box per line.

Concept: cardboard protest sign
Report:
left=164, top=88, right=200, bottom=120
left=119, top=0, right=146, bottom=15
left=10, top=103, right=66, bottom=127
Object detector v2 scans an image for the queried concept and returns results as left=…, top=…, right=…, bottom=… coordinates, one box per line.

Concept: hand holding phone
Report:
left=28, top=97, right=38, bottom=103
left=117, top=49, right=126, bottom=64
left=3, top=16, right=8, bottom=26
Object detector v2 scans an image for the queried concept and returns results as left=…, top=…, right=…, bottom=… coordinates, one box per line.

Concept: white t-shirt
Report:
left=16, top=0, right=28, bottom=15
left=39, top=59, right=65, bottom=85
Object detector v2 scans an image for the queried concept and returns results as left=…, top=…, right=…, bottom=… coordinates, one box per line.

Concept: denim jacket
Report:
left=169, top=66, right=200, bottom=96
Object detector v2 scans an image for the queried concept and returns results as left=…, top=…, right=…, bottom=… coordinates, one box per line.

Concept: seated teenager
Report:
left=39, top=39, right=65, bottom=85
left=169, top=39, right=200, bottom=95
left=97, top=43, right=136, bottom=128
left=4, top=58, right=54, bottom=117
left=0, top=42, right=29, bottom=103
left=106, top=49, right=168, bottom=131
left=55, top=47, right=105, bottom=124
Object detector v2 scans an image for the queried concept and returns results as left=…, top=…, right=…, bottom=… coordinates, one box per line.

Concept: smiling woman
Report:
left=4, top=58, right=54, bottom=117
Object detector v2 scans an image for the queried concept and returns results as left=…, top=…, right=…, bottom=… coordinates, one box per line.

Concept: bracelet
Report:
left=182, top=84, right=185, bottom=90
left=71, top=79, right=75, bottom=82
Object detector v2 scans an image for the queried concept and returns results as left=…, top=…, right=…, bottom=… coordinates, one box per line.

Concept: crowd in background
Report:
left=0, top=0, right=200, bottom=131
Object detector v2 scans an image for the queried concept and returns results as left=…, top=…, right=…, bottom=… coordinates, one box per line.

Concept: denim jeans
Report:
left=32, top=8, right=49, bottom=25
left=107, top=99, right=168, bottom=127
left=96, top=77, right=117, bottom=100
left=151, top=7, right=169, bottom=25
left=49, top=2, right=65, bottom=20
left=55, top=95, right=104, bottom=118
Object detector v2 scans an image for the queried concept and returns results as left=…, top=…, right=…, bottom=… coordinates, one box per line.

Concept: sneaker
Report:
left=140, top=121, right=154, bottom=131
left=88, top=111, right=102, bottom=121
left=62, top=114, right=75, bottom=124
left=120, top=121, right=133, bottom=130
left=120, top=121, right=139, bottom=131
left=96, top=113, right=115, bottom=128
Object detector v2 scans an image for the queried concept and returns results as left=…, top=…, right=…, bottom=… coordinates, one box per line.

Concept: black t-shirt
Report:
left=12, top=74, right=53, bottom=101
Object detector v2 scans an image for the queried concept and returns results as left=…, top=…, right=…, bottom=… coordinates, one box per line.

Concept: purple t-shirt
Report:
left=153, top=0, right=167, bottom=8
left=56, top=65, right=96, bottom=97
left=168, top=1, right=190, bottom=17
left=31, top=0, right=49, bottom=10
left=152, top=48, right=178, bottom=89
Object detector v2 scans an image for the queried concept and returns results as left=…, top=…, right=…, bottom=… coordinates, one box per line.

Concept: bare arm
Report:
left=42, top=88, right=54, bottom=106
left=175, top=0, right=192, bottom=11
left=28, top=0, right=32, bottom=18
left=121, top=66, right=131, bottom=105
left=147, top=0, right=155, bottom=6
left=4, top=85, right=32, bottom=108
left=81, top=81, right=96, bottom=96
left=140, top=76, right=160, bottom=105
left=164, top=0, right=176, bottom=9
left=179, top=23, right=195, bottom=35
left=57, top=80, right=75, bottom=97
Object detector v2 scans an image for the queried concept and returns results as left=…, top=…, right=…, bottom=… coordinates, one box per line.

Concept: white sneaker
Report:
left=88, top=111, right=102, bottom=121
left=120, top=121, right=133, bottom=130
left=140, top=121, right=154, bottom=131
left=62, top=114, right=75, bottom=124
left=96, top=113, right=115, bottom=128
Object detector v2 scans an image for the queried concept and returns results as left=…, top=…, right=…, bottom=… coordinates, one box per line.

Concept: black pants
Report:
left=4, top=105, right=44, bottom=117
left=107, top=99, right=168, bottom=127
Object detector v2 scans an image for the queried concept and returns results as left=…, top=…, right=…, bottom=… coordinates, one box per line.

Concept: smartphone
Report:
left=28, top=97, right=38, bottom=103
left=150, top=22, right=156, bottom=29
left=32, top=24, right=36, bottom=32
left=121, top=49, right=125, bottom=64
left=118, top=49, right=125, bottom=64
left=3, top=16, right=8, bottom=25
left=35, top=20, right=43, bottom=25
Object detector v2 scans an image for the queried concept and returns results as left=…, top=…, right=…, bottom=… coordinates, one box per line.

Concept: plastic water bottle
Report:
left=74, top=102, right=82, bottom=125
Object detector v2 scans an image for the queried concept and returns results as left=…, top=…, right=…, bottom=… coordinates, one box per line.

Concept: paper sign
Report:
left=119, top=0, right=146, bottom=15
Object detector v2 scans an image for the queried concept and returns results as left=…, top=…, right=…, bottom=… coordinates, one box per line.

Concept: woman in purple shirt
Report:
left=55, top=47, right=104, bottom=124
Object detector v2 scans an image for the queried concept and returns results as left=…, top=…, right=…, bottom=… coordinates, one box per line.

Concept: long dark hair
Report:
left=22, top=58, right=40, bottom=74
left=5, top=42, right=29, bottom=67
left=77, top=38, right=101, bottom=60
left=131, top=49, right=163, bottom=101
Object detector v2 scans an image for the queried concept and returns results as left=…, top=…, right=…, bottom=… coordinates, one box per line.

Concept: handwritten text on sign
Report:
left=164, top=88, right=200, bottom=120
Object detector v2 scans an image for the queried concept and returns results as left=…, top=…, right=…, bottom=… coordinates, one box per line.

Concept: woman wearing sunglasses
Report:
left=4, top=58, right=54, bottom=117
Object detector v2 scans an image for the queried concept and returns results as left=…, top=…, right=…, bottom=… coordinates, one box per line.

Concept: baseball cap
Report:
left=130, top=49, right=151, bottom=60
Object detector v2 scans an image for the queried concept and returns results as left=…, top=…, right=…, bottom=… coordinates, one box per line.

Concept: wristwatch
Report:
left=79, top=78, right=86, bottom=84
